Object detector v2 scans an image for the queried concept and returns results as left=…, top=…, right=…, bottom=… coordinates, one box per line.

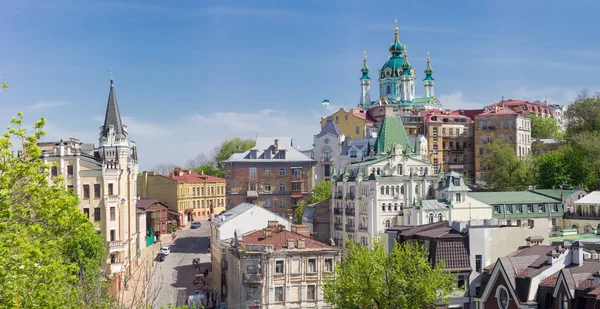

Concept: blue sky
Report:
left=1, top=0, right=599, bottom=170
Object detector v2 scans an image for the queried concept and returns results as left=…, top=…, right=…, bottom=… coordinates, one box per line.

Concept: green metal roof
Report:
left=380, top=56, right=403, bottom=78
left=374, top=116, right=414, bottom=155
left=468, top=191, right=561, bottom=205
left=531, top=189, right=578, bottom=200
left=549, top=234, right=599, bottom=244
left=421, top=199, right=447, bottom=211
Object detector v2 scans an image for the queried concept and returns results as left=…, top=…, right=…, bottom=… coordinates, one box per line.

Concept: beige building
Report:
left=39, top=78, right=140, bottom=292
left=320, top=107, right=376, bottom=139
left=138, top=168, right=226, bottom=225
left=226, top=221, right=340, bottom=309
left=473, top=106, right=531, bottom=182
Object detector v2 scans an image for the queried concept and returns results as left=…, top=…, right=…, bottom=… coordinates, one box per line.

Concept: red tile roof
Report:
left=136, top=198, right=168, bottom=210
left=162, top=168, right=225, bottom=183
left=459, top=109, right=485, bottom=119
left=351, top=108, right=376, bottom=123
left=487, top=99, right=552, bottom=116
left=242, top=228, right=333, bottom=250
left=478, top=107, right=520, bottom=116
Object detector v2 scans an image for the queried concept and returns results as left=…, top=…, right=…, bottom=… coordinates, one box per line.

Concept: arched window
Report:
left=388, top=204, right=392, bottom=211
left=496, top=286, right=509, bottom=309
left=395, top=186, right=400, bottom=194
left=400, top=203, right=404, bottom=210
left=382, top=205, right=385, bottom=211
left=385, top=186, right=390, bottom=195
left=394, top=203, right=398, bottom=211
left=386, top=85, right=391, bottom=94
left=428, top=185, right=434, bottom=198
left=380, top=186, right=385, bottom=195
left=419, top=167, right=423, bottom=175
left=400, top=185, right=405, bottom=194
left=438, top=213, right=443, bottom=222
left=407, top=213, right=411, bottom=225
left=428, top=213, right=434, bottom=224
left=371, top=168, right=375, bottom=175
left=385, top=219, right=391, bottom=228
left=397, top=164, right=403, bottom=175
left=415, top=185, right=419, bottom=194
left=560, top=293, right=569, bottom=309
left=377, top=168, right=381, bottom=175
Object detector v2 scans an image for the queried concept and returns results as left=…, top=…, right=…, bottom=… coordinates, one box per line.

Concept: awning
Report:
left=247, top=190, right=258, bottom=197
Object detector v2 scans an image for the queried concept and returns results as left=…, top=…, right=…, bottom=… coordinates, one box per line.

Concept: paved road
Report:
left=146, top=221, right=212, bottom=308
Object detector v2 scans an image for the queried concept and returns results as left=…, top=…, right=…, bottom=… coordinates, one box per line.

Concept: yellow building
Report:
left=138, top=168, right=226, bottom=225
left=320, top=107, right=376, bottom=139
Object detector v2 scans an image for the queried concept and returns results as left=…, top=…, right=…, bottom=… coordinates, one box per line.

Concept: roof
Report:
left=351, top=108, right=375, bottom=122
left=101, top=79, right=125, bottom=138
left=316, top=119, right=341, bottom=138
left=136, top=198, right=168, bottom=210
left=575, top=191, right=600, bottom=205
left=457, top=109, right=485, bottom=120
left=438, top=172, right=471, bottom=193
left=226, top=137, right=315, bottom=162
left=531, top=189, right=579, bottom=200
left=468, top=191, right=561, bottom=205
left=421, top=199, right=447, bottom=211
left=162, top=169, right=225, bottom=183
left=477, top=106, right=520, bottom=116
left=214, top=203, right=257, bottom=225
left=374, top=116, right=413, bottom=154
left=242, top=229, right=333, bottom=250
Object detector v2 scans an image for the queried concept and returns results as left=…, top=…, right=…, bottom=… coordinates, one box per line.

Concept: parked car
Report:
left=191, top=221, right=201, bottom=229
left=157, top=253, right=165, bottom=262
left=160, top=246, right=170, bottom=255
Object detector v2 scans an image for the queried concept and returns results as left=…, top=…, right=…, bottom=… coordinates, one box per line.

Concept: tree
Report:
left=186, top=137, right=256, bottom=178
left=482, top=139, right=534, bottom=191
left=531, top=115, right=560, bottom=139
left=153, top=163, right=178, bottom=175
left=294, top=180, right=332, bottom=224
left=0, top=76, right=7, bottom=92
left=566, top=91, right=600, bottom=135
left=0, top=113, right=108, bottom=308
left=535, top=145, right=598, bottom=190
left=323, top=239, right=456, bottom=309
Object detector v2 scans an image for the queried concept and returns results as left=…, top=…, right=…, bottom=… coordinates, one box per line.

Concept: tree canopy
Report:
left=0, top=113, right=108, bottom=308
left=323, top=239, right=456, bottom=309
left=566, top=92, right=600, bottom=135
left=186, top=137, right=255, bottom=178
left=294, top=180, right=332, bottom=224
left=482, top=139, right=534, bottom=191
left=531, top=115, right=560, bottom=139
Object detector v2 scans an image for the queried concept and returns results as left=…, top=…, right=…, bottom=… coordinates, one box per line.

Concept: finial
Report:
left=394, top=17, right=398, bottom=30
left=108, top=68, right=114, bottom=86
left=364, top=50, right=367, bottom=60
left=427, top=51, right=431, bottom=60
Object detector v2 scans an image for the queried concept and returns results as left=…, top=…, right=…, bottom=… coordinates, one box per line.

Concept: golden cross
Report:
left=108, top=68, right=113, bottom=80
left=364, top=50, right=367, bottom=58
left=394, top=17, right=398, bottom=28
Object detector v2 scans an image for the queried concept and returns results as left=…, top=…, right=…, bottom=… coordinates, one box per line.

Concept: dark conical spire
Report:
left=102, top=77, right=125, bottom=137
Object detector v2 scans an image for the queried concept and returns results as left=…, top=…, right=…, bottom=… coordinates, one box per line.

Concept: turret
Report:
left=360, top=50, right=371, bottom=106
left=424, top=52, right=435, bottom=98
left=400, top=50, right=412, bottom=102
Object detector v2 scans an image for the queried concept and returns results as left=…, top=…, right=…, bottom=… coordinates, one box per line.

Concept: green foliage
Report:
left=531, top=115, right=560, bottom=139
left=535, top=145, right=598, bottom=190
left=323, top=239, right=456, bottom=309
left=294, top=181, right=331, bottom=224
left=194, top=161, right=224, bottom=178
left=0, top=76, right=7, bottom=90
left=482, top=139, right=534, bottom=191
left=188, top=137, right=255, bottom=178
left=566, top=92, right=600, bottom=135
left=0, top=113, right=108, bottom=308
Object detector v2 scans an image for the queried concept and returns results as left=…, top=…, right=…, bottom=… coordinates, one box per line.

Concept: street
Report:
left=146, top=221, right=212, bottom=309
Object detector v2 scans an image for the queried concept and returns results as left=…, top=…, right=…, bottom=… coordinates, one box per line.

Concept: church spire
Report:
left=360, top=50, right=371, bottom=106
left=101, top=72, right=125, bottom=138
left=361, top=50, right=370, bottom=80
left=424, top=52, right=435, bottom=98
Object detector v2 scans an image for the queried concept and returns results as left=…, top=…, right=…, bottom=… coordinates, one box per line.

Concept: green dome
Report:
left=380, top=56, right=403, bottom=78
left=423, top=55, right=434, bottom=80
left=388, top=27, right=405, bottom=56
left=401, top=51, right=412, bottom=75
left=361, top=51, right=370, bottom=80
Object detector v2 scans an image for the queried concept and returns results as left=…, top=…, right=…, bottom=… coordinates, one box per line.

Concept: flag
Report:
left=322, top=99, right=330, bottom=106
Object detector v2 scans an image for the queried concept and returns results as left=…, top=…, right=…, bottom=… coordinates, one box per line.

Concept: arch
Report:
left=377, top=167, right=381, bottom=175
left=407, top=213, right=411, bottom=225
left=419, top=167, right=424, bottom=175
left=584, top=224, right=594, bottom=234
left=571, top=224, right=580, bottom=233
left=428, top=213, right=434, bottom=224
left=400, top=203, right=404, bottom=210
left=428, top=185, right=434, bottom=198
left=380, top=186, right=385, bottom=195
left=384, top=219, right=391, bottom=228
left=388, top=204, right=392, bottom=211
left=438, top=213, right=443, bottom=222
left=395, top=186, right=400, bottom=194
left=371, top=168, right=375, bottom=175
left=381, top=204, right=385, bottom=211
left=400, top=185, right=405, bottom=194
left=385, top=186, right=390, bottom=195
left=386, top=85, right=391, bottom=94
left=394, top=203, right=398, bottom=211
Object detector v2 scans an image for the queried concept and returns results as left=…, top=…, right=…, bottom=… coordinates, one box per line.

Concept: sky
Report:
left=1, top=0, right=599, bottom=170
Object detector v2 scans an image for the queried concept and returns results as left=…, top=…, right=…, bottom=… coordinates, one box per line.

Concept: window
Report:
left=94, top=208, right=101, bottom=221
left=506, top=204, right=513, bottom=214
left=479, top=121, right=483, bottom=129
left=380, top=186, right=385, bottom=195
left=94, top=184, right=101, bottom=198
left=384, top=219, right=391, bottom=228
left=246, top=264, right=258, bottom=274
left=428, top=213, right=434, bottom=224
left=415, top=185, right=419, bottom=194
left=249, top=168, right=257, bottom=180
left=264, top=183, right=271, bottom=192
left=457, top=275, right=465, bottom=288
left=385, top=186, right=390, bottom=195
left=307, top=285, right=316, bottom=300
left=249, top=183, right=257, bottom=191
left=83, top=208, right=90, bottom=218
left=279, top=199, right=285, bottom=208
left=67, top=165, right=74, bottom=176
left=494, top=206, right=500, bottom=214
left=356, top=126, right=360, bottom=135
left=350, top=150, right=357, bottom=158
left=561, top=293, right=568, bottom=309
left=438, top=213, right=443, bottom=222
left=509, top=134, right=513, bottom=141
left=110, top=207, right=116, bottom=221
left=475, top=255, right=482, bottom=272
left=110, top=229, right=116, bottom=241
left=279, top=183, right=286, bottom=191
left=324, top=258, right=333, bottom=272
left=275, top=287, right=284, bottom=302
left=497, top=286, right=509, bottom=309
left=386, top=85, right=391, bottom=94
left=508, top=120, right=513, bottom=128
left=553, top=204, right=559, bottom=212
left=265, top=169, right=271, bottom=176
left=400, top=185, right=404, bottom=194
left=516, top=205, right=522, bottom=213
left=292, top=183, right=301, bottom=191
left=108, top=183, right=114, bottom=195
left=539, top=204, right=546, bottom=213
left=455, top=193, right=462, bottom=202
left=275, top=260, right=284, bottom=274
left=279, top=168, right=285, bottom=176
left=527, top=205, right=534, bottom=213
left=307, top=258, right=316, bottom=273
left=67, top=185, right=74, bottom=192
left=51, top=166, right=58, bottom=176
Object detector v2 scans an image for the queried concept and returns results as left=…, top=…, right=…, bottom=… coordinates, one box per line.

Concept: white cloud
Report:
left=438, top=91, right=482, bottom=110
left=29, top=101, right=70, bottom=109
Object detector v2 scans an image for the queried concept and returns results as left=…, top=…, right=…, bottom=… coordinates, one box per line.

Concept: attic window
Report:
left=279, top=150, right=286, bottom=159
left=453, top=178, right=460, bottom=186
left=249, top=150, right=257, bottom=159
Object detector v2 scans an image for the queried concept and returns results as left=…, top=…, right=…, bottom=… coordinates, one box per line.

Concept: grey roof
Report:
left=302, top=204, right=317, bottom=220
left=101, top=79, right=125, bottom=138
left=213, top=203, right=257, bottom=226
left=421, top=199, right=447, bottom=211
left=225, top=137, right=315, bottom=162
left=316, top=119, right=340, bottom=138
left=438, top=172, right=471, bottom=193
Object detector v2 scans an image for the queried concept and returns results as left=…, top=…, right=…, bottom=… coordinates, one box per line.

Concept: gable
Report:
left=553, top=271, right=573, bottom=299
left=479, top=260, right=526, bottom=308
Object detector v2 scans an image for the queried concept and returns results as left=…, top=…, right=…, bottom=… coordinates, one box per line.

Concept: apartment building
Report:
left=320, top=107, right=376, bottom=139
left=224, top=137, right=317, bottom=218
left=424, top=109, right=475, bottom=182
left=137, top=168, right=226, bottom=224
left=39, top=78, right=139, bottom=291
left=226, top=221, right=340, bottom=309
left=473, top=107, right=531, bottom=182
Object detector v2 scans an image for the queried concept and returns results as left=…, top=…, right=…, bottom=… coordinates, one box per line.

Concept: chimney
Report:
left=199, top=170, right=204, bottom=175
left=547, top=251, right=557, bottom=265
left=287, top=239, right=295, bottom=249
left=291, top=224, right=312, bottom=238
left=263, top=229, right=273, bottom=238
left=297, top=239, right=306, bottom=249
left=273, top=139, right=279, bottom=154
left=573, top=241, right=584, bottom=266
left=594, top=272, right=600, bottom=287
left=267, top=221, right=278, bottom=228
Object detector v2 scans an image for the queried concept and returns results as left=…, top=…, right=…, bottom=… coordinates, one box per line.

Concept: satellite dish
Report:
left=322, top=99, right=330, bottom=106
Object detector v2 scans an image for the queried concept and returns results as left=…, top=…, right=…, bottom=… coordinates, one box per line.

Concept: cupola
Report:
left=361, top=50, right=370, bottom=80
left=424, top=52, right=434, bottom=81
left=389, top=26, right=406, bottom=57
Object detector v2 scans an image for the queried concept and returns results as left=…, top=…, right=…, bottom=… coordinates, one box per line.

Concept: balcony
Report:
left=358, top=225, right=367, bottom=232
left=345, top=224, right=355, bottom=232
left=321, top=156, right=333, bottom=163
left=334, top=223, right=343, bottom=231
left=243, top=273, right=263, bottom=285
left=345, top=208, right=355, bottom=216
left=334, top=208, right=344, bottom=215
left=291, top=175, right=303, bottom=182
left=345, top=192, right=355, bottom=200
left=291, top=189, right=303, bottom=197
left=335, top=192, right=344, bottom=199
left=247, top=176, right=258, bottom=182
left=110, top=262, right=126, bottom=274
left=565, top=211, right=596, bottom=219
left=108, top=240, right=125, bottom=253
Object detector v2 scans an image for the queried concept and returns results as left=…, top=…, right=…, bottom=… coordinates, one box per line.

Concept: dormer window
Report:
left=453, top=178, right=460, bottom=186
left=350, top=150, right=357, bottom=158
left=279, top=150, right=286, bottom=159
left=249, top=150, right=257, bottom=159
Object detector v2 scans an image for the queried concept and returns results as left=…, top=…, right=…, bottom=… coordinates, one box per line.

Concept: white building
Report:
left=226, top=222, right=340, bottom=309
left=548, top=103, right=568, bottom=132
left=39, top=77, right=140, bottom=291
left=210, top=203, right=291, bottom=304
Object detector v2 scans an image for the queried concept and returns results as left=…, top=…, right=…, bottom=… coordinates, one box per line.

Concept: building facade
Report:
left=137, top=168, right=226, bottom=224
left=319, top=107, right=376, bottom=139
left=226, top=222, right=340, bottom=309
left=39, top=78, right=140, bottom=290
left=473, top=107, right=531, bottom=183
left=224, top=137, right=317, bottom=218
left=564, top=191, right=600, bottom=234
